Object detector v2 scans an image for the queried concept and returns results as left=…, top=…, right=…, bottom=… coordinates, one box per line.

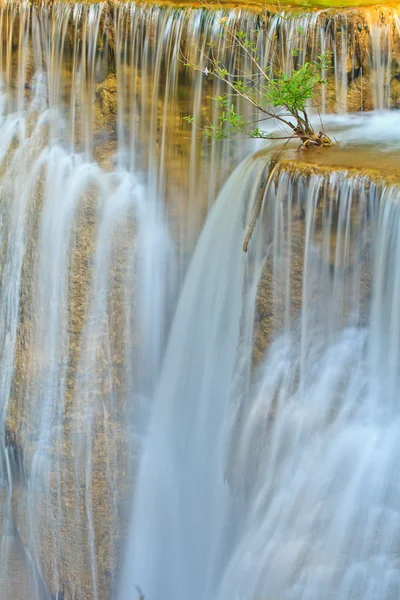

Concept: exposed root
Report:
left=297, top=129, right=334, bottom=150
left=243, top=157, right=281, bottom=253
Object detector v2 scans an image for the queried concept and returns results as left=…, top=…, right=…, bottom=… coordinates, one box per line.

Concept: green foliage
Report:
left=263, top=55, right=330, bottom=114
left=232, top=80, right=251, bottom=94
left=183, top=22, right=332, bottom=147
left=204, top=99, right=244, bottom=141
left=215, top=66, right=229, bottom=78
left=196, top=95, right=278, bottom=141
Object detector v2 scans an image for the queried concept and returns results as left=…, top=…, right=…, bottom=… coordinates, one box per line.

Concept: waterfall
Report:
left=0, top=4, right=177, bottom=598
left=119, top=153, right=267, bottom=600
left=121, top=155, right=400, bottom=600
left=0, top=2, right=399, bottom=600
left=2, top=2, right=396, bottom=245
left=215, top=176, right=400, bottom=600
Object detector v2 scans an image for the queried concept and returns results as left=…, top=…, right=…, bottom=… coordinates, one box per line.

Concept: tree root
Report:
left=242, top=129, right=332, bottom=252
left=243, top=157, right=281, bottom=253
left=298, top=130, right=333, bottom=149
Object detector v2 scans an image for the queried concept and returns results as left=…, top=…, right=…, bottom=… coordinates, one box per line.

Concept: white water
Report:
left=0, top=51, right=176, bottom=600
left=121, top=160, right=400, bottom=600
left=120, top=155, right=267, bottom=600
left=0, top=3, right=400, bottom=600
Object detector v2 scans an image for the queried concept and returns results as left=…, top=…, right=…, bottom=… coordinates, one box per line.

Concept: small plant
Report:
left=184, top=15, right=333, bottom=150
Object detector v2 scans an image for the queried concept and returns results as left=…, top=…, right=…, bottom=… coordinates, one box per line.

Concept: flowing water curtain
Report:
left=108, top=4, right=400, bottom=249
left=217, top=170, right=400, bottom=600
left=1, top=4, right=400, bottom=141
left=218, top=182, right=400, bottom=600
left=0, top=2, right=109, bottom=149
left=12, top=3, right=395, bottom=247
left=0, top=3, right=176, bottom=599
left=119, top=151, right=271, bottom=600
left=0, top=3, right=399, bottom=600
left=122, top=149, right=400, bottom=600
left=111, top=5, right=254, bottom=250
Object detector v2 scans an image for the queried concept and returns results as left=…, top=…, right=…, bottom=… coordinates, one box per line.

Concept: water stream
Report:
left=121, top=150, right=400, bottom=600
left=0, top=2, right=399, bottom=600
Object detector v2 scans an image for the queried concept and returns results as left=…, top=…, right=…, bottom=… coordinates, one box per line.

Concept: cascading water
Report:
left=0, top=3, right=177, bottom=598
left=120, top=148, right=400, bottom=600
left=0, top=2, right=400, bottom=600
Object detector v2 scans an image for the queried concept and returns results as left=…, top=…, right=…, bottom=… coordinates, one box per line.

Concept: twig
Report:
left=243, top=155, right=280, bottom=252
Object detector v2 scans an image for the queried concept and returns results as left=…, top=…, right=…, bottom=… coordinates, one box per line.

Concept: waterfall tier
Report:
left=1, top=2, right=399, bottom=242
left=120, top=150, right=400, bottom=600
left=0, top=2, right=399, bottom=600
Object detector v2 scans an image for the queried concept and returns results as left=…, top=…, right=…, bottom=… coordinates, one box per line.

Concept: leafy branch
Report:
left=183, top=16, right=333, bottom=149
